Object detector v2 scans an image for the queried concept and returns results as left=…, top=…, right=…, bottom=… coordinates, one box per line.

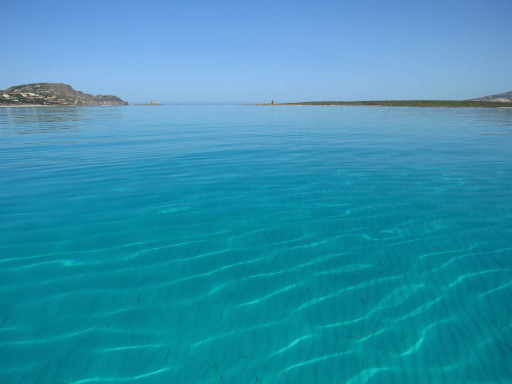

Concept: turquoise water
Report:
left=1, top=105, right=511, bottom=383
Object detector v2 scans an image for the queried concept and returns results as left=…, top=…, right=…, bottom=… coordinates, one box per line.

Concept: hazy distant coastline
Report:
left=261, top=90, right=512, bottom=108
left=266, top=100, right=512, bottom=108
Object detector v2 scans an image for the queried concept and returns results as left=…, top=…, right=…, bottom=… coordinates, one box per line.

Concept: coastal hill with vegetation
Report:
left=0, top=83, right=127, bottom=106
left=272, top=90, right=512, bottom=108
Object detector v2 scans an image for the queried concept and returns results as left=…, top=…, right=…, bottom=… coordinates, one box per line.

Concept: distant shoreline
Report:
left=260, top=100, right=512, bottom=108
left=0, top=105, right=62, bottom=108
left=2, top=102, right=511, bottom=109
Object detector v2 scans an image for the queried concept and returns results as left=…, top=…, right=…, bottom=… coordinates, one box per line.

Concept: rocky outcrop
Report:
left=471, top=90, right=512, bottom=103
left=0, top=83, right=128, bottom=106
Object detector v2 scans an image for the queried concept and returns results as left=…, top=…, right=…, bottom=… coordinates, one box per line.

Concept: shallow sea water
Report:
left=1, top=105, right=511, bottom=383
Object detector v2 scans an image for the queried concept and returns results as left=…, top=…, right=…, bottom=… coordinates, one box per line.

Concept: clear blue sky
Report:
left=1, top=0, right=511, bottom=104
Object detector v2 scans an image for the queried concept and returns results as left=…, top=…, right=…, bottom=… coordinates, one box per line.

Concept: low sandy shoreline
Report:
left=260, top=104, right=512, bottom=109
left=258, top=101, right=512, bottom=109
left=0, top=104, right=60, bottom=108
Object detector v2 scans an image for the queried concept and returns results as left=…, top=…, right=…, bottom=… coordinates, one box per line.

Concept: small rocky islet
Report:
left=0, top=83, right=127, bottom=106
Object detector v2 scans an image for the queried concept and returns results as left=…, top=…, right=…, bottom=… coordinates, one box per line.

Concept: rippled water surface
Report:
left=1, top=105, right=512, bottom=383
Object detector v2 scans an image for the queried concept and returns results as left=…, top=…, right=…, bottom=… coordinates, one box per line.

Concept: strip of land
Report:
left=271, top=100, right=512, bottom=108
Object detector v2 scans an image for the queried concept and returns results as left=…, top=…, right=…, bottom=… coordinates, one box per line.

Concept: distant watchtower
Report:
left=271, top=100, right=274, bottom=105
left=150, top=100, right=157, bottom=105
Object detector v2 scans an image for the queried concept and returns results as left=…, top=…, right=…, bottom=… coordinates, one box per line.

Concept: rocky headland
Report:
left=0, top=83, right=128, bottom=106
left=471, top=90, right=512, bottom=103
